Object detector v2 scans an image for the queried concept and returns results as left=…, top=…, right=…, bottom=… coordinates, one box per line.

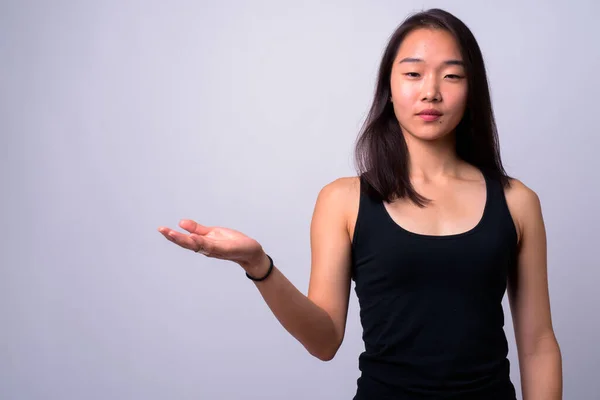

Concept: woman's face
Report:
left=390, top=28, right=468, bottom=142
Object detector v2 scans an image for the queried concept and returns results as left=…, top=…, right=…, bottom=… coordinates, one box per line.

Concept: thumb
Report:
left=179, top=219, right=211, bottom=235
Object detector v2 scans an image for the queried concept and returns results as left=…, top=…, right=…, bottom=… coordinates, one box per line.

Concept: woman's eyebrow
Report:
left=398, top=57, right=464, bottom=66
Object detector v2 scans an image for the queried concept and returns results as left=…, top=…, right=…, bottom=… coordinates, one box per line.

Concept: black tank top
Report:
left=351, top=171, right=518, bottom=400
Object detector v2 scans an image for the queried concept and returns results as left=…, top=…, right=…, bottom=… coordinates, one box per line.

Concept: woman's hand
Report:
left=158, top=219, right=267, bottom=271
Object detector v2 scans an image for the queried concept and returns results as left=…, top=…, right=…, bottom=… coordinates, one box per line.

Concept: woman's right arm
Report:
left=158, top=177, right=357, bottom=361
left=245, top=178, right=355, bottom=361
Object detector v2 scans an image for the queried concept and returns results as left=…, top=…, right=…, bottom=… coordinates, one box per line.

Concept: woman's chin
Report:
left=404, top=129, right=455, bottom=143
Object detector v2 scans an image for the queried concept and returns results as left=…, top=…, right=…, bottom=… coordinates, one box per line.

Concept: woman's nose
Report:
left=421, top=76, right=441, bottom=102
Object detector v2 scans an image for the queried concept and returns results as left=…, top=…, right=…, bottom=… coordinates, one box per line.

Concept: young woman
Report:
left=158, top=8, right=562, bottom=400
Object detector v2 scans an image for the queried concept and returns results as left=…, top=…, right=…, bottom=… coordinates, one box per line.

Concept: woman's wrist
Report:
left=240, top=250, right=271, bottom=277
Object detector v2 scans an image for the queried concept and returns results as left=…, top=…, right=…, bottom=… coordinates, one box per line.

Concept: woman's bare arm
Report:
left=505, top=179, right=562, bottom=399
left=227, top=178, right=356, bottom=361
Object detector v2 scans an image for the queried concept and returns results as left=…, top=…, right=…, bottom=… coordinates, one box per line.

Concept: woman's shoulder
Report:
left=320, top=176, right=360, bottom=200
left=503, top=177, right=543, bottom=244
left=325, top=176, right=361, bottom=191
left=504, top=178, right=541, bottom=210
left=317, top=176, right=361, bottom=209
left=317, top=176, right=362, bottom=238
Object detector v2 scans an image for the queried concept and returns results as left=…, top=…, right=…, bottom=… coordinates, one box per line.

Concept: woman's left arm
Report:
left=506, top=180, right=562, bottom=400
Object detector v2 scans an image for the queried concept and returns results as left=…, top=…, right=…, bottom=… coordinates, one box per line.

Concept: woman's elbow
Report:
left=308, top=339, right=342, bottom=362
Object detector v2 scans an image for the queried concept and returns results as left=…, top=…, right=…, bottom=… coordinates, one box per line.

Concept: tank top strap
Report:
left=480, top=171, right=519, bottom=246
left=352, top=175, right=389, bottom=245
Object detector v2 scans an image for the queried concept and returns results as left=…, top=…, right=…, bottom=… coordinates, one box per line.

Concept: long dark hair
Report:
left=354, top=8, right=511, bottom=206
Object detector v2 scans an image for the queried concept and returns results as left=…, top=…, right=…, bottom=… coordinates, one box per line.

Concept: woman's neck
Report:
left=403, top=132, right=462, bottom=182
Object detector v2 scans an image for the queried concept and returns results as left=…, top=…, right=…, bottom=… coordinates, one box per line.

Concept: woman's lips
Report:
left=417, top=109, right=443, bottom=122
left=418, top=114, right=442, bottom=121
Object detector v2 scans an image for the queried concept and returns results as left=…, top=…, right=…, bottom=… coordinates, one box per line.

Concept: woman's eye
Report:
left=405, top=72, right=420, bottom=78
left=446, top=74, right=463, bottom=79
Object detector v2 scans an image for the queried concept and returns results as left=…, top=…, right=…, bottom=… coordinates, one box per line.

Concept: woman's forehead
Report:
left=395, top=28, right=462, bottom=63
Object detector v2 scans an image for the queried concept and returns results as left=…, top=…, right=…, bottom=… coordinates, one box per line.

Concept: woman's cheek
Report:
left=397, top=81, right=419, bottom=99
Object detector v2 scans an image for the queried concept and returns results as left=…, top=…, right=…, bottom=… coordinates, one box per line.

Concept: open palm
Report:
left=158, top=219, right=262, bottom=264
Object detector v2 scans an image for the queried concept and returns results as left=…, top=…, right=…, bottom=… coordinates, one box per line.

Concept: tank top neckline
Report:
left=378, top=170, right=491, bottom=240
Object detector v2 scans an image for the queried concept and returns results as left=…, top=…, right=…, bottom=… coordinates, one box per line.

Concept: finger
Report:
left=158, top=227, right=176, bottom=242
left=179, top=220, right=211, bottom=235
left=161, top=229, right=197, bottom=251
